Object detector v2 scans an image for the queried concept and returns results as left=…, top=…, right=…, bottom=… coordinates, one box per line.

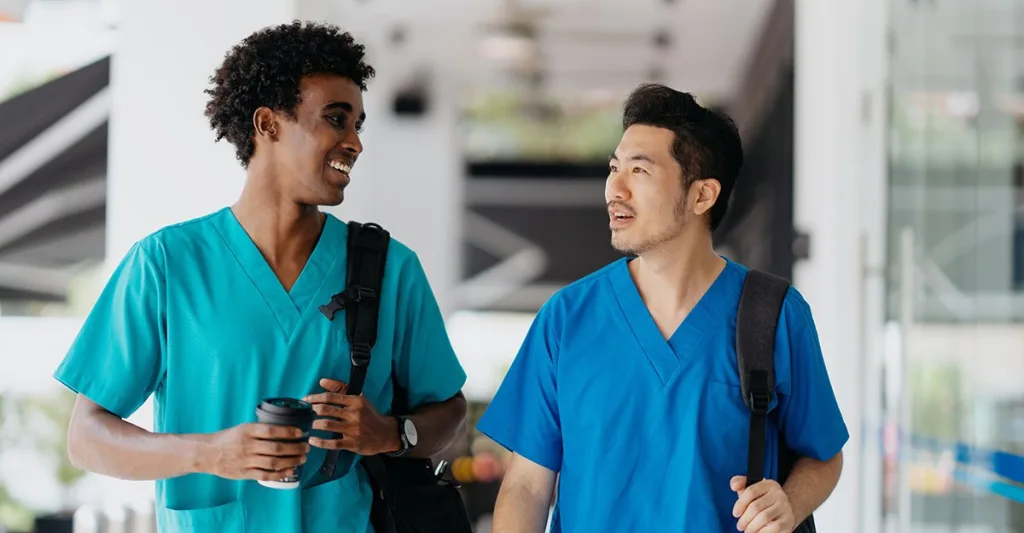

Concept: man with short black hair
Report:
left=477, top=83, right=847, bottom=532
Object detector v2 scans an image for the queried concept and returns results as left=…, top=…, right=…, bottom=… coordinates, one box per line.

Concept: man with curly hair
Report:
left=477, top=84, right=847, bottom=532
left=53, top=21, right=468, bottom=533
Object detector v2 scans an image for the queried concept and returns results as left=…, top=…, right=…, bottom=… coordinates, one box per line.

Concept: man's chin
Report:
left=314, top=189, right=345, bottom=207
left=610, top=236, right=637, bottom=256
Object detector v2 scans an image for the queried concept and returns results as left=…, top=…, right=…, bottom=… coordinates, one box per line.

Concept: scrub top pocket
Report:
left=159, top=499, right=245, bottom=532
left=698, top=380, right=754, bottom=478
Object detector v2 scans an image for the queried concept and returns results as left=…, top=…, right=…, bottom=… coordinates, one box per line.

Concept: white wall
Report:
left=793, top=0, right=889, bottom=531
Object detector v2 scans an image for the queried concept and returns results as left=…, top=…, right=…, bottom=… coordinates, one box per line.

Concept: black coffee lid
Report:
left=259, top=397, right=313, bottom=415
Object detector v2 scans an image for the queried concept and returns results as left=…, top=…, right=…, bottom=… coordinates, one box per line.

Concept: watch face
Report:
left=403, top=419, right=419, bottom=447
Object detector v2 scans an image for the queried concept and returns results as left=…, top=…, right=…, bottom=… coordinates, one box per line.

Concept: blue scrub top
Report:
left=53, top=208, right=467, bottom=533
left=477, top=257, right=848, bottom=532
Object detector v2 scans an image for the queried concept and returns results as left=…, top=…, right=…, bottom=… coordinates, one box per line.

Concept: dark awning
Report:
left=0, top=56, right=109, bottom=304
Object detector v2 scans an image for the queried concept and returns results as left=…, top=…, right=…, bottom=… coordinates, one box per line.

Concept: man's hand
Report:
left=199, top=423, right=309, bottom=482
left=304, top=378, right=401, bottom=456
left=731, top=476, right=796, bottom=533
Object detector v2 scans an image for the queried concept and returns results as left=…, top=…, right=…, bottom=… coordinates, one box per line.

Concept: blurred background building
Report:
left=0, top=0, right=1021, bottom=532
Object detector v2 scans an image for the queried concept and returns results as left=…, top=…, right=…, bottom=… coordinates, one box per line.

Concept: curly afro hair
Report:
left=204, top=21, right=376, bottom=166
left=622, top=83, right=743, bottom=231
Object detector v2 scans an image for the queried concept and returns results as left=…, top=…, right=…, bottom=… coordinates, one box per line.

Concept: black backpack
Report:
left=315, top=221, right=474, bottom=533
left=736, top=269, right=816, bottom=533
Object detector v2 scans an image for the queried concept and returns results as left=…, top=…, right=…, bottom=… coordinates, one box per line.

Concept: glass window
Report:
left=883, top=1, right=1024, bottom=532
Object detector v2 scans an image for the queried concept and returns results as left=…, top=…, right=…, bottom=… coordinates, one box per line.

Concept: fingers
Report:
left=738, top=502, right=782, bottom=533
left=311, top=403, right=347, bottom=420
left=244, top=468, right=299, bottom=482
left=303, top=392, right=368, bottom=417
left=734, top=481, right=785, bottom=532
left=305, top=393, right=365, bottom=409
left=308, top=435, right=355, bottom=452
left=733, top=480, right=774, bottom=518
left=250, top=439, right=309, bottom=457
left=731, top=476, right=747, bottom=492
left=312, top=417, right=358, bottom=434
left=319, top=378, right=347, bottom=393
left=736, top=497, right=771, bottom=532
left=304, top=391, right=347, bottom=406
left=247, top=423, right=303, bottom=441
left=247, top=453, right=307, bottom=472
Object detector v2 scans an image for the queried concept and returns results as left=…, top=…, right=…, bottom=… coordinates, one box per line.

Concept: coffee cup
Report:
left=254, top=397, right=314, bottom=489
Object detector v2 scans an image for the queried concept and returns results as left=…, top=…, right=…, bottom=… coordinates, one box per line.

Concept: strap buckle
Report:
left=319, top=286, right=377, bottom=320
left=747, top=370, right=772, bottom=415
left=749, top=389, right=772, bottom=415
left=351, top=341, right=372, bottom=368
left=352, top=286, right=376, bottom=302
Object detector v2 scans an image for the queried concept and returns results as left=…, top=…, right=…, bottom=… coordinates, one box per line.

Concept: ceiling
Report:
left=330, top=0, right=775, bottom=101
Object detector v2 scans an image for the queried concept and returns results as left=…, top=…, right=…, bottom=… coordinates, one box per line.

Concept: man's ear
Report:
left=692, top=178, right=722, bottom=217
left=252, top=107, right=278, bottom=141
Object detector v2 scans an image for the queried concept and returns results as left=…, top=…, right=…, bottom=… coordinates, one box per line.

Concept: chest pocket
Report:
left=697, top=380, right=778, bottom=478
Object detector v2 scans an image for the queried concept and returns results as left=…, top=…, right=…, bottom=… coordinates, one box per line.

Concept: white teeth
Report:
left=329, top=161, right=351, bottom=174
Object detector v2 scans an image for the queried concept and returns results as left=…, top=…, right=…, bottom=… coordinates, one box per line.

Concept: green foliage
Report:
left=0, top=389, right=86, bottom=530
left=908, top=359, right=964, bottom=442
left=21, top=389, right=85, bottom=488
left=0, top=394, right=34, bottom=530
left=461, top=90, right=622, bottom=162
left=1, top=70, right=63, bottom=101
left=0, top=483, right=35, bottom=533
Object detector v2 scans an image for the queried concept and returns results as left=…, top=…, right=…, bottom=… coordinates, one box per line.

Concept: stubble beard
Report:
left=611, top=200, right=688, bottom=256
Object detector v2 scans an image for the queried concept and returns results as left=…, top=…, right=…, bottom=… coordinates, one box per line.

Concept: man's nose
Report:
left=341, top=130, right=362, bottom=155
left=605, top=170, right=629, bottom=201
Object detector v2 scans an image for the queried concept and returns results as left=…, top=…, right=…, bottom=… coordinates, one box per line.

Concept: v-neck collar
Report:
left=608, top=257, right=734, bottom=385
left=212, top=207, right=344, bottom=337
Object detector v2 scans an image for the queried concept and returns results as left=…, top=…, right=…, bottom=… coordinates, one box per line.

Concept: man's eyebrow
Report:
left=324, top=101, right=366, bottom=122
left=611, top=153, right=655, bottom=164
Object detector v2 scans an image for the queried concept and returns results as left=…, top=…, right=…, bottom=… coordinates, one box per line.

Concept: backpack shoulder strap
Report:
left=736, top=268, right=789, bottom=486
left=316, top=220, right=390, bottom=479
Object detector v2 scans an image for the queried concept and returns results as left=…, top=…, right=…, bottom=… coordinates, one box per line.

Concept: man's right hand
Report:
left=198, top=423, right=309, bottom=482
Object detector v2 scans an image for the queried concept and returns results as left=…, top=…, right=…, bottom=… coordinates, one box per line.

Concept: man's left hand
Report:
left=304, top=378, right=401, bottom=456
left=730, top=476, right=796, bottom=533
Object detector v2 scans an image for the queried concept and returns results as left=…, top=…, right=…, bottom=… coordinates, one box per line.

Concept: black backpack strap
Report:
left=316, top=221, right=390, bottom=480
left=736, top=269, right=789, bottom=486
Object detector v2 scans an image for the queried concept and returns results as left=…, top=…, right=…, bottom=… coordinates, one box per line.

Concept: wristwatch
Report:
left=386, top=416, right=418, bottom=457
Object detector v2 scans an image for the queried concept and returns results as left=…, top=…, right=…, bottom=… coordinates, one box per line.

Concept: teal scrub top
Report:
left=53, top=208, right=467, bottom=533
left=476, top=257, right=848, bottom=532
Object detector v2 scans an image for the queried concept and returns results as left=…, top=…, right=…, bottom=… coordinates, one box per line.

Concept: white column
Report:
left=336, top=74, right=463, bottom=316
left=319, top=15, right=464, bottom=316
left=106, top=0, right=305, bottom=260
left=793, top=0, right=887, bottom=532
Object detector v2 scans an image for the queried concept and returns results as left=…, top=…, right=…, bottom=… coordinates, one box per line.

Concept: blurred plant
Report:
left=461, top=90, right=622, bottom=162
left=0, top=394, right=34, bottom=532
left=1, top=70, right=62, bottom=101
left=20, top=389, right=86, bottom=508
left=0, top=389, right=86, bottom=531
left=908, top=359, right=963, bottom=442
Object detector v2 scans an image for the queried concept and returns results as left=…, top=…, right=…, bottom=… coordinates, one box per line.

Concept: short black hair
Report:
left=204, top=21, right=376, bottom=166
left=622, top=83, right=743, bottom=231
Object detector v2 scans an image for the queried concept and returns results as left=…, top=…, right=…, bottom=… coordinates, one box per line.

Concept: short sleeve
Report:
left=776, top=289, right=849, bottom=461
left=475, top=298, right=562, bottom=472
left=53, top=241, right=167, bottom=419
left=392, top=253, right=467, bottom=409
